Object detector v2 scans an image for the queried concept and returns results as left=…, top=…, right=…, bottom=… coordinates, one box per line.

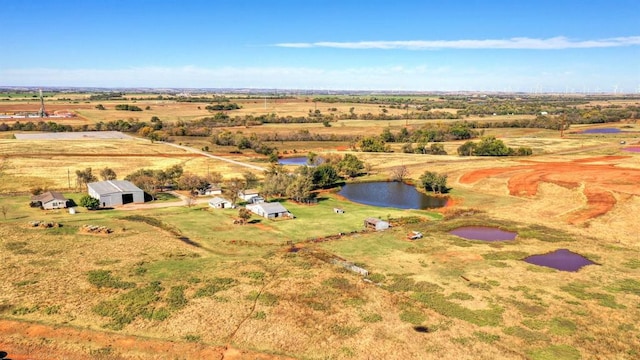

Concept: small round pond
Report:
left=338, top=182, right=447, bottom=209
left=581, top=128, right=622, bottom=134
left=278, top=156, right=323, bottom=166
left=623, top=146, right=640, bottom=153
left=449, top=226, right=517, bottom=241
left=524, top=249, right=595, bottom=272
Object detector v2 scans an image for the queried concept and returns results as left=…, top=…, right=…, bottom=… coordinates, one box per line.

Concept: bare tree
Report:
left=224, top=178, right=245, bottom=205
left=75, top=168, right=97, bottom=191
left=99, top=167, right=117, bottom=181
left=1, top=204, right=8, bottom=220
left=390, top=165, right=409, bottom=182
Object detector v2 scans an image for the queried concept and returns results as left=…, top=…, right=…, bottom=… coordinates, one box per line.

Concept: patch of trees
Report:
left=457, top=136, right=533, bottom=157
left=88, top=93, right=124, bottom=101
left=0, top=121, right=73, bottom=132
left=175, top=95, right=230, bottom=103
left=115, top=104, right=143, bottom=111
left=260, top=153, right=366, bottom=203
left=211, top=130, right=276, bottom=156
left=358, top=136, right=391, bottom=152
left=419, top=171, right=449, bottom=194
left=124, top=164, right=184, bottom=198
left=205, top=103, right=241, bottom=111
left=402, top=143, right=447, bottom=155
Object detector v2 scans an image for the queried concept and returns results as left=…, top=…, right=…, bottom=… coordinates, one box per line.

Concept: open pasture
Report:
left=1, top=187, right=639, bottom=359
left=1, top=93, right=640, bottom=359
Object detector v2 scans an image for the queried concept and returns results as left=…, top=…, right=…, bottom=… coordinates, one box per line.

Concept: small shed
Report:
left=364, top=217, right=390, bottom=231
left=30, top=191, right=67, bottom=210
left=202, top=185, right=222, bottom=196
left=246, top=202, right=292, bottom=219
left=87, top=180, right=144, bottom=207
left=208, top=196, right=234, bottom=209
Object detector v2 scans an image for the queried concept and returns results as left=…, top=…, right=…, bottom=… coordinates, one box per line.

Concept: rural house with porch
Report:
left=30, top=191, right=68, bottom=210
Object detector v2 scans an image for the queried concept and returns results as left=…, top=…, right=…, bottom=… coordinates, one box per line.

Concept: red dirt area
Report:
left=459, top=156, right=640, bottom=223
left=0, top=319, right=293, bottom=360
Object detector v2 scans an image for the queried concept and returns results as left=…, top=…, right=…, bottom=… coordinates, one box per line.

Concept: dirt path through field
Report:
left=160, top=142, right=267, bottom=172
left=0, top=319, right=293, bottom=360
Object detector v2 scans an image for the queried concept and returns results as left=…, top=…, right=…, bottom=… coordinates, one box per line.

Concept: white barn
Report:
left=208, top=196, right=234, bottom=209
left=246, top=202, right=292, bottom=219
left=87, top=180, right=144, bottom=207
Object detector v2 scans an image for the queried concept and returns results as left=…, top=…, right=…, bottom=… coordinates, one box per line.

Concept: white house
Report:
left=31, top=191, right=67, bottom=210
left=208, top=196, right=234, bottom=209
left=246, top=202, right=292, bottom=219
left=202, top=185, right=222, bottom=196
left=87, top=180, right=144, bottom=207
left=238, top=189, right=260, bottom=203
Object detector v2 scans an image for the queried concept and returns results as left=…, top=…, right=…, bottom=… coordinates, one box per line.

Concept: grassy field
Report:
left=1, top=94, right=640, bottom=359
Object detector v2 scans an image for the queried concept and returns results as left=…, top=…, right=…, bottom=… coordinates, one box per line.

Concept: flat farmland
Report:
left=0, top=138, right=257, bottom=192
left=1, top=93, right=640, bottom=359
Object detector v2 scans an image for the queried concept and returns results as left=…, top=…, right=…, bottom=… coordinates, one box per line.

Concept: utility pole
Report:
left=68, top=168, right=71, bottom=189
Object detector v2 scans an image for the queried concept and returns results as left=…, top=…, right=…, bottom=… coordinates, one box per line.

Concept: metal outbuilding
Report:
left=87, top=180, right=144, bottom=207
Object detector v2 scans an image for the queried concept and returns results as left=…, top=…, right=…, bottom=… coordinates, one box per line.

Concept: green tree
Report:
left=457, top=141, right=477, bottom=156
left=286, top=174, right=314, bottom=202
left=243, top=172, right=259, bottom=190
left=337, top=154, right=364, bottom=178
left=262, top=172, right=292, bottom=197
left=429, top=143, right=447, bottom=155
left=474, top=136, right=511, bottom=156
left=359, top=136, right=390, bottom=152
left=312, top=164, right=339, bottom=188
left=419, top=171, right=449, bottom=194
left=79, top=195, right=100, bottom=210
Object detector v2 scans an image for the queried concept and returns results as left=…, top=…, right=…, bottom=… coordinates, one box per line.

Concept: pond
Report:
left=338, top=182, right=447, bottom=209
left=582, top=128, right=622, bottom=134
left=278, top=156, right=323, bottom=166
left=449, top=226, right=517, bottom=241
left=623, top=147, right=640, bottom=153
left=523, top=249, right=595, bottom=272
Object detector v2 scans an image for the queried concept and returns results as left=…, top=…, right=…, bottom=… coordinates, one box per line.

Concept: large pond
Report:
left=449, top=226, right=517, bottom=241
left=338, top=182, right=447, bottom=209
left=278, top=156, right=323, bottom=166
left=582, top=128, right=622, bottom=134
left=623, top=147, right=640, bottom=153
left=524, top=249, right=595, bottom=272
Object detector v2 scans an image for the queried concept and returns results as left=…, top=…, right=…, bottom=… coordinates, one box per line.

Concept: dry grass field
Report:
left=1, top=94, right=640, bottom=359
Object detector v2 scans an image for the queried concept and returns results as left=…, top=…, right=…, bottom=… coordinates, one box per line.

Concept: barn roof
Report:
left=88, top=180, right=143, bottom=195
left=251, top=202, right=289, bottom=215
left=209, top=196, right=231, bottom=206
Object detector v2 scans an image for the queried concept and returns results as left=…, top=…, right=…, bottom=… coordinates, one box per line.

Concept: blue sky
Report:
left=1, top=0, right=639, bottom=92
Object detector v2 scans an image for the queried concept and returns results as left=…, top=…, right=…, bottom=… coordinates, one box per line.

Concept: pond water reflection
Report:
left=338, top=182, right=447, bottom=209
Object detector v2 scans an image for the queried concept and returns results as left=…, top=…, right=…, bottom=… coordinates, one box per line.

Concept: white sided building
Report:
left=87, top=180, right=144, bottom=207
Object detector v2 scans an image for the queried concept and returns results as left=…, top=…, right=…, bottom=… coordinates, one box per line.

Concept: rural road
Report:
left=160, top=141, right=267, bottom=172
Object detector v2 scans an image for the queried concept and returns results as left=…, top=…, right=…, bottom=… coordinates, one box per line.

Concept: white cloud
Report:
left=275, top=36, right=640, bottom=50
